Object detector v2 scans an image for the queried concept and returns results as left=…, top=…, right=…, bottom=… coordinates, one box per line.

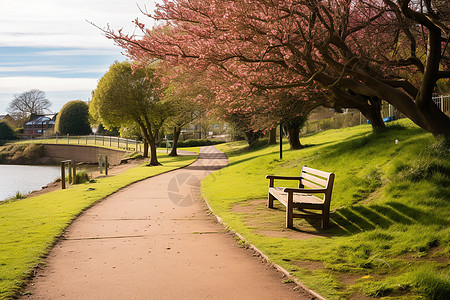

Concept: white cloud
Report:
left=0, top=0, right=158, bottom=49
left=37, top=49, right=122, bottom=56
left=0, top=77, right=98, bottom=93
left=0, top=66, right=100, bottom=73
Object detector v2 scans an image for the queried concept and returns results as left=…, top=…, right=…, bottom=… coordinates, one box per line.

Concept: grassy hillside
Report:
left=202, top=119, right=449, bottom=299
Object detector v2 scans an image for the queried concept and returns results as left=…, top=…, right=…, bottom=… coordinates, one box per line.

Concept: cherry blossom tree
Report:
left=104, top=0, right=450, bottom=138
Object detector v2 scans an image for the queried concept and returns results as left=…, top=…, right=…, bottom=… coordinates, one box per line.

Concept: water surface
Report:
left=0, top=165, right=61, bottom=201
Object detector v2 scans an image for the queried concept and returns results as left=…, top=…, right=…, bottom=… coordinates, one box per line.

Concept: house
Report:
left=0, top=114, right=15, bottom=126
left=24, top=114, right=57, bottom=138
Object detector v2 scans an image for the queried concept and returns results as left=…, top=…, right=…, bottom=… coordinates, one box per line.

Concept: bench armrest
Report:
left=266, top=175, right=302, bottom=181
left=282, top=187, right=327, bottom=193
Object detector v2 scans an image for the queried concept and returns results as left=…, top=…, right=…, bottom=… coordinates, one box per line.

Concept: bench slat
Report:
left=269, top=188, right=323, bottom=205
left=301, top=172, right=328, bottom=187
left=291, top=194, right=323, bottom=205
left=303, top=166, right=331, bottom=179
left=302, top=180, right=326, bottom=190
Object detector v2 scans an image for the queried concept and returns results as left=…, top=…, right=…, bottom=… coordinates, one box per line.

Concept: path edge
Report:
left=202, top=195, right=327, bottom=300
left=18, top=155, right=200, bottom=299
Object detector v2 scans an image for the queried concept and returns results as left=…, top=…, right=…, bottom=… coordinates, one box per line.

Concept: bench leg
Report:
left=286, top=193, right=294, bottom=228
left=268, top=193, right=275, bottom=208
left=322, top=210, right=330, bottom=229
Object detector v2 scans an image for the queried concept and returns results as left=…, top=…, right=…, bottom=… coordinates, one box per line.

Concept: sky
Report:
left=0, top=0, right=158, bottom=115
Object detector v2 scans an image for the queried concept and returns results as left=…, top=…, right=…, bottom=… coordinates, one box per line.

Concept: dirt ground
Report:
left=21, top=147, right=316, bottom=299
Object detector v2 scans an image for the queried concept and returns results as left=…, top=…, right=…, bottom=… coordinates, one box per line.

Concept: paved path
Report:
left=23, top=146, right=312, bottom=299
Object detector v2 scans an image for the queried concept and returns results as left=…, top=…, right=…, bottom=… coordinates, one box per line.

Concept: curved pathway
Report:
left=23, top=146, right=312, bottom=299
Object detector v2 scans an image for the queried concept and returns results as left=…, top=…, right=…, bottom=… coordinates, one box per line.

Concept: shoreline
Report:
left=2, top=149, right=197, bottom=202
left=27, top=158, right=145, bottom=198
left=0, top=159, right=145, bottom=203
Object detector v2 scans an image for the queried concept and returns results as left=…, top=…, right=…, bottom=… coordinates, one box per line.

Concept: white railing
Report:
left=35, top=134, right=144, bottom=152
left=433, top=94, right=450, bottom=113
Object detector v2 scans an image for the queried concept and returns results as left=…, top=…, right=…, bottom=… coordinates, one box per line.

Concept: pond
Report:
left=0, top=165, right=61, bottom=202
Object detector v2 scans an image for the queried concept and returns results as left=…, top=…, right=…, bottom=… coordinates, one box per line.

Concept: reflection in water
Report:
left=0, top=165, right=61, bottom=201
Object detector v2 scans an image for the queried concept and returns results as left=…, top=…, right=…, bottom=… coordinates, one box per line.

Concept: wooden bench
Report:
left=266, top=166, right=335, bottom=229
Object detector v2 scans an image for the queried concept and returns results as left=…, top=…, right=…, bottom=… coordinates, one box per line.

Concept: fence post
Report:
left=105, top=156, right=108, bottom=176
left=72, top=162, right=77, bottom=184
left=103, top=135, right=105, bottom=146
left=61, top=161, right=66, bottom=189
left=98, top=154, right=103, bottom=174
left=110, top=136, right=112, bottom=147
left=117, top=137, right=120, bottom=148
left=67, top=134, right=69, bottom=144
left=126, top=139, right=128, bottom=150
left=68, top=161, right=73, bottom=184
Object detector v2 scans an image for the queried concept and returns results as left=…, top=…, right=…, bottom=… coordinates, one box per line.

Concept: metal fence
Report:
left=303, top=94, right=450, bottom=134
left=433, top=94, right=450, bottom=113
left=34, top=134, right=144, bottom=152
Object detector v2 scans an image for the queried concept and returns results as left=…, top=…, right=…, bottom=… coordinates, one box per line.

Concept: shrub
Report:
left=75, top=170, right=90, bottom=184
left=55, top=100, right=92, bottom=135
left=0, top=122, right=15, bottom=140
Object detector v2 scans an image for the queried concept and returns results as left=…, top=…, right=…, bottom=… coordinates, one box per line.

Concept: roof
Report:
left=25, top=114, right=56, bottom=126
left=0, top=114, right=14, bottom=121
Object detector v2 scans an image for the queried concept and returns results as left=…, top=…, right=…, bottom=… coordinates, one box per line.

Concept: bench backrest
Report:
left=300, top=165, right=335, bottom=206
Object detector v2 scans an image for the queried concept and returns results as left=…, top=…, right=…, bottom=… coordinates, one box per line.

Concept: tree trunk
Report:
left=360, top=105, right=385, bottom=131
left=245, top=130, right=262, bottom=147
left=169, top=126, right=181, bottom=157
left=417, top=100, right=450, bottom=138
left=147, top=140, right=161, bottom=166
left=284, top=123, right=303, bottom=150
left=139, top=119, right=161, bottom=166
left=143, top=140, right=149, bottom=158
left=267, top=127, right=277, bottom=145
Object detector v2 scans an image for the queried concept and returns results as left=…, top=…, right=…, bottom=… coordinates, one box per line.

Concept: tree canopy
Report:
left=7, top=89, right=51, bottom=122
left=90, top=61, right=167, bottom=165
left=105, top=0, right=450, bottom=138
left=55, top=100, right=92, bottom=135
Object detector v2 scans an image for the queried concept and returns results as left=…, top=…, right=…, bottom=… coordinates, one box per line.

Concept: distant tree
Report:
left=55, top=101, right=92, bottom=135
left=90, top=61, right=168, bottom=166
left=0, top=122, right=15, bottom=140
left=160, top=65, right=205, bottom=156
left=96, top=124, right=120, bottom=136
left=7, top=89, right=51, bottom=122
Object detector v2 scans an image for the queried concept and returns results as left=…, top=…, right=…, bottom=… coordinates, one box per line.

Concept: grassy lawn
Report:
left=202, top=119, right=449, bottom=299
left=0, top=153, right=197, bottom=299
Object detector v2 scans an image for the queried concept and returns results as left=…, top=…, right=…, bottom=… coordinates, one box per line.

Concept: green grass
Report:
left=0, top=153, right=197, bottom=299
left=202, top=119, right=450, bottom=299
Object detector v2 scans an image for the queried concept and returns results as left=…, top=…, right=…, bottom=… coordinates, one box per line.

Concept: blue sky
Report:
left=0, top=0, right=157, bottom=115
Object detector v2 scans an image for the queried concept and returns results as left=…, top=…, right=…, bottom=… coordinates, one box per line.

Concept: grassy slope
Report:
left=202, top=119, right=449, bottom=299
left=0, top=153, right=197, bottom=299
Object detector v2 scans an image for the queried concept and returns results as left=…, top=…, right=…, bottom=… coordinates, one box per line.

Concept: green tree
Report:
left=0, top=122, right=16, bottom=140
left=55, top=101, right=92, bottom=135
left=161, top=66, right=205, bottom=156
left=90, top=61, right=168, bottom=166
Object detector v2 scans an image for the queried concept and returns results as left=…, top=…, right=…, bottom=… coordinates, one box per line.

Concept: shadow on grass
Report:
left=329, top=201, right=449, bottom=235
